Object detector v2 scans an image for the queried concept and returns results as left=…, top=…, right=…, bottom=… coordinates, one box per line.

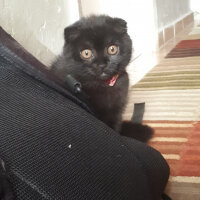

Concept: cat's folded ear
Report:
left=64, top=25, right=79, bottom=43
left=107, top=17, right=127, bottom=34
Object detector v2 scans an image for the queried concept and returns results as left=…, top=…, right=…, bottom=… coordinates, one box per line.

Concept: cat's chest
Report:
left=86, top=76, right=129, bottom=110
left=92, top=88, right=122, bottom=106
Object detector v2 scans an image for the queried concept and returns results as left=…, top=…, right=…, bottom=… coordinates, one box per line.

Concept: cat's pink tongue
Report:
left=105, top=74, right=119, bottom=86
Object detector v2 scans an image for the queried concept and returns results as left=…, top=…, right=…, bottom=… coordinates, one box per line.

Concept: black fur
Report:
left=51, top=15, right=153, bottom=142
left=120, top=122, right=154, bottom=143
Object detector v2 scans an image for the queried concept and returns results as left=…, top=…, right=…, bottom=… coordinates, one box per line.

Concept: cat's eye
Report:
left=80, top=49, right=92, bottom=59
left=107, top=45, right=118, bottom=55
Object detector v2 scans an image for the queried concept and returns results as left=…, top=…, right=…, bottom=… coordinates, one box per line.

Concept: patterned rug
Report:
left=124, top=28, right=200, bottom=199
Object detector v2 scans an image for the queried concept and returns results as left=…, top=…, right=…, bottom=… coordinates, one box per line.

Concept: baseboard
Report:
left=158, top=12, right=194, bottom=49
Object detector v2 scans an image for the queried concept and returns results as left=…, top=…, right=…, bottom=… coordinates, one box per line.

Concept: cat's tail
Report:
left=120, top=121, right=154, bottom=143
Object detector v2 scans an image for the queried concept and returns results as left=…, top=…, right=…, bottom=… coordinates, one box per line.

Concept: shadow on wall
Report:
left=0, top=0, right=79, bottom=66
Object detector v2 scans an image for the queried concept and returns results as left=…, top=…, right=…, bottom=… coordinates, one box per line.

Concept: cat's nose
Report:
left=100, top=72, right=109, bottom=79
left=101, top=72, right=107, bottom=77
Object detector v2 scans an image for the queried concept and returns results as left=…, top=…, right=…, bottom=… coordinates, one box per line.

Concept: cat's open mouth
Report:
left=104, top=74, right=119, bottom=86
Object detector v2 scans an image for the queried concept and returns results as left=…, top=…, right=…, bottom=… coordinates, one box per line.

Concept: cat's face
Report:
left=62, top=15, right=132, bottom=86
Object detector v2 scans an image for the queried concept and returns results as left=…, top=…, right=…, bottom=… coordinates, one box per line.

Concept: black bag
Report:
left=0, top=28, right=169, bottom=200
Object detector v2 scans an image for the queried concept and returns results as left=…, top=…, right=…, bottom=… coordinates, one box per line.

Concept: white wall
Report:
left=190, top=0, right=200, bottom=12
left=156, top=0, right=191, bottom=31
left=0, top=0, right=80, bottom=65
left=190, top=0, right=200, bottom=27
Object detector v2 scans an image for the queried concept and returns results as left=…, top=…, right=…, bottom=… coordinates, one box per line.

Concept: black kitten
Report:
left=51, top=15, right=153, bottom=142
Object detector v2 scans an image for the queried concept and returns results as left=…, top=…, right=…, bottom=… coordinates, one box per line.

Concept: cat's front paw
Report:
left=0, top=159, right=14, bottom=200
left=120, top=121, right=154, bottom=143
